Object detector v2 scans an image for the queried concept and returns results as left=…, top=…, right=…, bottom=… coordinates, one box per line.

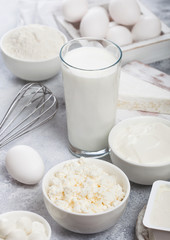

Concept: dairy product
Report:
left=47, top=158, right=125, bottom=213
left=118, top=70, right=170, bottom=114
left=16, top=217, right=32, bottom=234
left=6, top=229, right=27, bottom=240
left=150, top=184, right=170, bottom=229
left=113, top=121, right=170, bottom=164
left=61, top=45, right=120, bottom=152
left=2, top=24, right=65, bottom=61
left=149, top=229, right=170, bottom=240
left=143, top=181, right=170, bottom=234
left=28, top=232, right=46, bottom=240
left=31, top=222, right=45, bottom=234
left=0, top=219, right=15, bottom=238
left=0, top=216, right=48, bottom=240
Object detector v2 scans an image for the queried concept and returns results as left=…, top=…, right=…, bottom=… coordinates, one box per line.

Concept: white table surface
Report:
left=0, top=0, right=170, bottom=239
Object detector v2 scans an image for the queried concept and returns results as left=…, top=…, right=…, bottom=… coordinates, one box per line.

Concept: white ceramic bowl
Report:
left=108, top=116, right=170, bottom=185
left=42, top=158, right=130, bottom=234
left=0, top=25, right=67, bottom=81
left=0, top=210, right=51, bottom=239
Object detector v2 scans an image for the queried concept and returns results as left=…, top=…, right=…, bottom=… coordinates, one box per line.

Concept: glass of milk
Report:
left=60, top=38, right=122, bottom=158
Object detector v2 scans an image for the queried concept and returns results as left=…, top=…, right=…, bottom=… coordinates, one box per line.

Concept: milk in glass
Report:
left=61, top=41, right=121, bottom=156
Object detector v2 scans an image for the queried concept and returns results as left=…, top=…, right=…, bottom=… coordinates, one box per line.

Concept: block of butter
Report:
left=118, top=62, right=170, bottom=114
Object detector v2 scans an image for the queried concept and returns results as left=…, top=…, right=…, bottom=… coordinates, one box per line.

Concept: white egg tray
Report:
left=55, top=1, right=170, bottom=64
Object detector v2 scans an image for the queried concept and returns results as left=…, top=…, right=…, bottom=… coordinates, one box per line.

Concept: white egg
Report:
left=6, top=229, right=27, bottom=240
left=28, top=231, right=46, bottom=240
left=109, top=0, right=141, bottom=26
left=106, top=26, right=133, bottom=46
left=16, top=217, right=32, bottom=234
left=5, top=145, right=44, bottom=185
left=132, top=15, right=161, bottom=42
left=62, top=0, right=88, bottom=23
left=80, top=6, right=109, bottom=38
left=0, top=218, right=15, bottom=238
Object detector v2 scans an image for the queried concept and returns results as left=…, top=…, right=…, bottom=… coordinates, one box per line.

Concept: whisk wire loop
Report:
left=0, top=83, right=58, bottom=148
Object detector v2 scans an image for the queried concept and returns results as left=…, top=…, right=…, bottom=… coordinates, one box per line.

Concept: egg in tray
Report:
left=56, top=0, right=170, bottom=64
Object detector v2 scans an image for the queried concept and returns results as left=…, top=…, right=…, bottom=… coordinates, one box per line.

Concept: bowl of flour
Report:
left=0, top=24, right=67, bottom=81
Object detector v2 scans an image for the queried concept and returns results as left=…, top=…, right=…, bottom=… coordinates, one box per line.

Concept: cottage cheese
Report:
left=47, top=158, right=125, bottom=214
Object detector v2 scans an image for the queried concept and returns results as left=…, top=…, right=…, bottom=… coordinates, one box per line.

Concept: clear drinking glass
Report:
left=60, top=38, right=122, bottom=158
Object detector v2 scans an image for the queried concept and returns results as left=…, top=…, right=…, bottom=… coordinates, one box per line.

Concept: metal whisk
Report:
left=0, top=82, right=58, bottom=148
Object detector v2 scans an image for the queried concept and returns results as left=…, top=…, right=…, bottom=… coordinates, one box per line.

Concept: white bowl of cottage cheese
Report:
left=109, top=116, right=170, bottom=185
left=0, top=24, right=67, bottom=81
left=42, top=157, right=130, bottom=234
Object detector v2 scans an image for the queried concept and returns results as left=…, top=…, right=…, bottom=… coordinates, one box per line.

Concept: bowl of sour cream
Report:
left=108, top=116, right=170, bottom=185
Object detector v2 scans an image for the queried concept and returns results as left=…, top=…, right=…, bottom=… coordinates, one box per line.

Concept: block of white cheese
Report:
left=123, top=61, right=170, bottom=91
left=118, top=70, right=170, bottom=114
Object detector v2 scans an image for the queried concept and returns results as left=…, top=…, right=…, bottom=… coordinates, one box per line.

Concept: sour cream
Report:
left=113, top=121, right=170, bottom=164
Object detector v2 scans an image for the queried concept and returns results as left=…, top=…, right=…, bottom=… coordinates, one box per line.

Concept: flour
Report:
left=2, top=24, right=65, bottom=61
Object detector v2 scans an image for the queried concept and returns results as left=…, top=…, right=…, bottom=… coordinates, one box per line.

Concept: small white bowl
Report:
left=108, top=116, right=170, bottom=185
left=0, top=25, right=67, bottom=81
left=42, top=158, right=130, bottom=234
left=0, top=210, right=51, bottom=239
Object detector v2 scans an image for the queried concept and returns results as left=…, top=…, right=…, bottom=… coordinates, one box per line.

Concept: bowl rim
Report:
left=108, top=116, right=170, bottom=168
left=0, top=210, right=51, bottom=238
left=42, top=158, right=130, bottom=217
left=0, top=24, right=67, bottom=63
